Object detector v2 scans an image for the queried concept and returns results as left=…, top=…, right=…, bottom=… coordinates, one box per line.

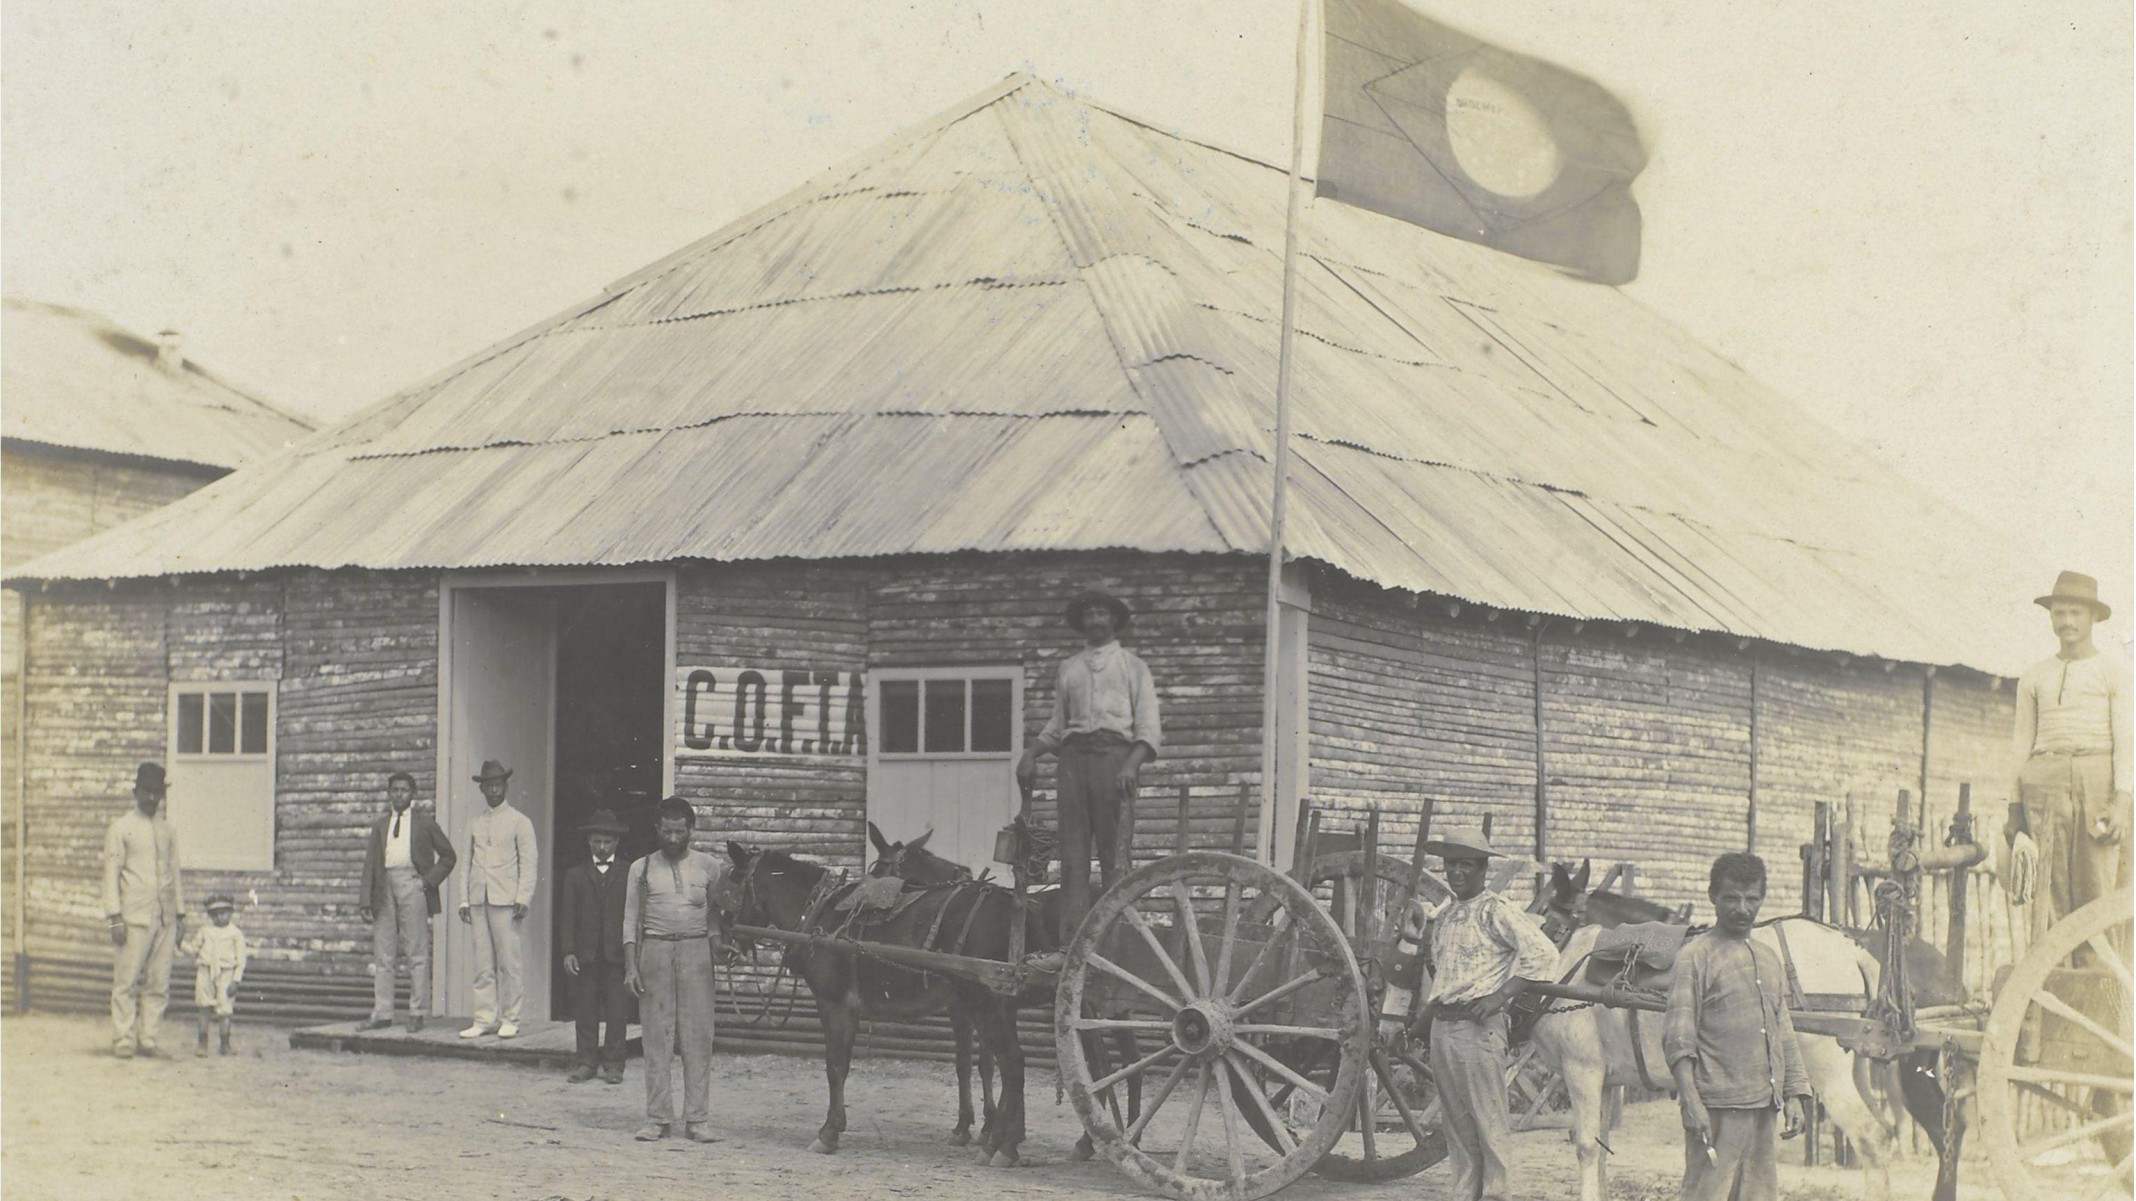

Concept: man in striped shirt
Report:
left=624, top=795, right=729, bottom=1144
left=1406, top=824, right=1557, bottom=1201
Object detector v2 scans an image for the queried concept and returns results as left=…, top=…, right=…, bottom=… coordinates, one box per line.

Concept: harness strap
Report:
left=1771, top=919, right=1809, bottom=1012
left=948, top=883, right=992, bottom=956
left=1627, top=1008, right=1665, bottom=1092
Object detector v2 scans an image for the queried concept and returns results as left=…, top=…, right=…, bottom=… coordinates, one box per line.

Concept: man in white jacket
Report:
left=458, top=759, right=539, bottom=1039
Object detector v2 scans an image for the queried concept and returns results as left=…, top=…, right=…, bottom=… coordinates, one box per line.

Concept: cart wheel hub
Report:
left=1172, top=999, right=1235, bottom=1056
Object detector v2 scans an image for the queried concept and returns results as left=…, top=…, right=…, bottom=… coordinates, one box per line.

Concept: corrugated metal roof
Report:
left=1, top=298, right=314, bottom=468
left=9, top=75, right=2042, bottom=674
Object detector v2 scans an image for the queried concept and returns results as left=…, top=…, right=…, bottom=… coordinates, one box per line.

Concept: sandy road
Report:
left=2, top=1013, right=2012, bottom=1200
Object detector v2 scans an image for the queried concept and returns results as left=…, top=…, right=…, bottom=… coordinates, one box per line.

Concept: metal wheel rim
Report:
left=1055, top=851, right=1371, bottom=1201
left=1239, top=849, right=1451, bottom=1181
left=1979, top=886, right=2134, bottom=1200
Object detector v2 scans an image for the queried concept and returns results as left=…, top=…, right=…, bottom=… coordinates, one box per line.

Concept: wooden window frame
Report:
left=869, top=665, right=1023, bottom=763
left=166, top=680, right=277, bottom=872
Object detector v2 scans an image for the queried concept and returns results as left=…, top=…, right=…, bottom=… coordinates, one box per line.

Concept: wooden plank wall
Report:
left=1307, top=574, right=2016, bottom=913
left=870, top=552, right=1269, bottom=870
left=17, top=570, right=438, bottom=976
left=3, top=443, right=224, bottom=960
left=675, top=562, right=871, bottom=866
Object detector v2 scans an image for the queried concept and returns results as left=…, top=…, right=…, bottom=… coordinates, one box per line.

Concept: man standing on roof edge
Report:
left=2008, top=569, right=2132, bottom=941
left=1017, top=587, right=1162, bottom=944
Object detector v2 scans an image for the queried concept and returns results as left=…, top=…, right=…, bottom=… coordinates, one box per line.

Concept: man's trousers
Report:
left=1056, top=733, right=1134, bottom=943
left=1429, top=1012, right=1513, bottom=1201
left=371, top=865, right=432, bottom=1020
left=639, top=937, right=716, bottom=1126
left=573, top=958, right=630, bottom=1069
left=111, top=918, right=177, bottom=1051
left=468, top=903, right=525, bottom=1027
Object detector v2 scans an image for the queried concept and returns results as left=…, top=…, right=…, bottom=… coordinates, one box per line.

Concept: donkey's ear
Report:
left=726, top=840, right=749, bottom=864
left=868, top=821, right=891, bottom=856
left=909, top=828, right=934, bottom=853
left=1574, top=859, right=1592, bottom=890
left=1551, top=862, right=1571, bottom=886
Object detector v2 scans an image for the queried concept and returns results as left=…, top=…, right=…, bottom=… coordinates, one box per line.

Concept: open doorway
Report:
left=548, top=582, right=664, bottom=1018
left=437, top=574, right=671, bottom=1025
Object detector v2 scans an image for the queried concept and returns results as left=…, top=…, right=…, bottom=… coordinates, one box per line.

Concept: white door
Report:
left=867, top=668, right=1022, bottom=875
left=439, top=588, right=557, bottom=1021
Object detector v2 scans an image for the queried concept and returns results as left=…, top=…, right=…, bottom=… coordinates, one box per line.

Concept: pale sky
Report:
left=4, top=1, right=2130, bottom=615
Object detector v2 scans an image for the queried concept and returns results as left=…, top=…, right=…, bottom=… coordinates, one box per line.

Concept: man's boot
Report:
left=567, top=1061, right=598, bottom=1083
left=196, top=1022, right=210, bottom=1057
left=218, top=1021, right=233, bottom=1055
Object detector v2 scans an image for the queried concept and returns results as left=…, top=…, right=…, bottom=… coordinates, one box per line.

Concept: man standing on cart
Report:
left=2008, top=570, right=2131, bottom=941
left=1017, top=587, right=1162, bottom=945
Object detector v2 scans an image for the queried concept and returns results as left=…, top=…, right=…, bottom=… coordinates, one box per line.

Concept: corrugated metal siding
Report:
left=10, top=77, right=2039, bottom=674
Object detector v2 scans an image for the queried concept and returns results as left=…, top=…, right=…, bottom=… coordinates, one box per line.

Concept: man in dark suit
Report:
left=561, top=808, right=632, bottom=1083
left=359, top=772, right=457, bottom=1032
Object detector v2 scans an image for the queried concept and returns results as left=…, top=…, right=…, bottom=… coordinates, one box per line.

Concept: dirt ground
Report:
left=0, top=1013, right=2034, bottom=1200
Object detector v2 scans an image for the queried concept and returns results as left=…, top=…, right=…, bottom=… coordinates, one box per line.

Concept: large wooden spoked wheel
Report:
left=1979, top=886, right=2134, bottom=1201
left=1236, top=850, right=1453, bottom=1182
left=1055, top=851, right=1371, bottom=1201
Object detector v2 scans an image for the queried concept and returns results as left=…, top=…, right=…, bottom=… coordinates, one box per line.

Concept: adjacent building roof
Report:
left=3, top=298, right=313, bottom=470
left=9, top=75, right=2041, bottom=673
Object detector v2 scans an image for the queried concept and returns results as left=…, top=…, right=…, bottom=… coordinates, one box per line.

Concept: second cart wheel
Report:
left=1238, top=850, right=1453, bottom=1182
left=1979, top=886, right=2134, bottom=1201
left=1056, top=851, right=1370, bottom=1201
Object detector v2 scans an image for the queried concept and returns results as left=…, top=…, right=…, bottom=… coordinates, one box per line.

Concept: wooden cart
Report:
left=736, top=791, right=1458, bottom=1201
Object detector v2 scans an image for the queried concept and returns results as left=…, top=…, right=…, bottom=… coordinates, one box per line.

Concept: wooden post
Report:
left=1176, top=783, right=1192, bottom=857
left=1361, top=805, right=1381, bottom=949
left=1531, top=620, right=1550, bottom=864
left=1288, top=795, right=1314, bottom=875
left=1943, top=783, right=1973, bottom=1000
left=1840, top=795, right=1859, bottom=926
left=1230, top=781, right=1250, bottom=857
left=1746, top=654, right=1759, bottom=850
left=1802, top=802, right=1829, bottom=921
left=1825, top=798, right=1846, bottom=927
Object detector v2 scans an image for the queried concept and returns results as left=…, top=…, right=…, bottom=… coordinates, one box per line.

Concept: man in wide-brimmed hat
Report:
left=560, top=807, right=633, bottom=1083
left=1404, top=823, right=1556, bottom=1201
left=2009, top=571, right=2131, bottom=940
left=1015, top=587, right=1163, bottom=943
left=359, top=771, right=457, bottom=1032
left=102, top=762, right=185, bottom=1058
left=457, top=759, right=539, bottom=1039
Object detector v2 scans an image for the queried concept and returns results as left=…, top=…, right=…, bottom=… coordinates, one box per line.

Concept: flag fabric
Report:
left=1317, top=0, right=1648, bottom=283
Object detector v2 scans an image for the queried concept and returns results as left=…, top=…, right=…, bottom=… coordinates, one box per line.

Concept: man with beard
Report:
left=103, top=762, right=185, bottom=1059
left=623, top=795, right=729, bottom=1143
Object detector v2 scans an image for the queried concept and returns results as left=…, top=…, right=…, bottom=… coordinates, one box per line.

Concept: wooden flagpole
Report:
left=1259, top=0, right=1317, bottom=867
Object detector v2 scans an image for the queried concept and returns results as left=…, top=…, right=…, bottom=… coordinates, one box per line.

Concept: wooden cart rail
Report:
left=729, top=921, right=1043, bottom=994
left=1522, top=979, right=1988, bottom=1056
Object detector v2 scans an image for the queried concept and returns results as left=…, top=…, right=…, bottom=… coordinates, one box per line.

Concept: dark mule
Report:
left=726, top=836, right=1041, bottom=1166
left=865, top=827, right=1144, bottom=1165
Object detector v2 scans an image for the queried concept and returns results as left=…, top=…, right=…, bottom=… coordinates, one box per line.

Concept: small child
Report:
left=184, top=894, right=248, bottom=1056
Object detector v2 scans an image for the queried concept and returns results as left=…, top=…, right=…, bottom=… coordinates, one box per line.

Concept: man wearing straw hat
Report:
left=458, top=758, right=539, bottom=1039
left=1016, top=587, right=1163, bottom=944
left=1405, top=823, right=1557, bottom=1201
left=2008, top=570, right=2132, bottom=939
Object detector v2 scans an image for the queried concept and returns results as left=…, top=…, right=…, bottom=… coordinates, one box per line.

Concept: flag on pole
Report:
left=1317, top=0, right=1648, bottom=283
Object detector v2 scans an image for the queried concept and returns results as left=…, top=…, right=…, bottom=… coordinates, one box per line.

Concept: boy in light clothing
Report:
left=184, top=894, right=248, bottom=1056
